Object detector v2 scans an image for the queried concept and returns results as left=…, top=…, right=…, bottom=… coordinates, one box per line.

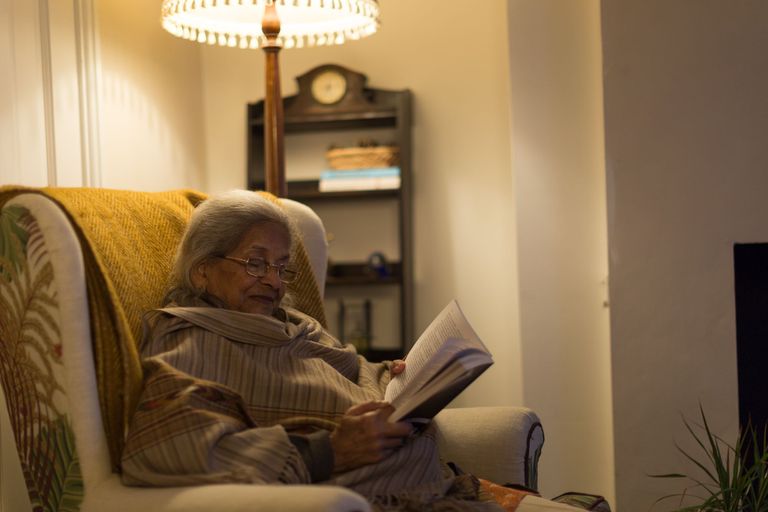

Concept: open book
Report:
left=384, top=299, right=493, bottom=423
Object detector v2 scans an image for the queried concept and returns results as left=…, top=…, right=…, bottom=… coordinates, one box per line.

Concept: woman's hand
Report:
left=390, top=359, right=406, bottom=376
left=330, top=401, right=412, bottom=473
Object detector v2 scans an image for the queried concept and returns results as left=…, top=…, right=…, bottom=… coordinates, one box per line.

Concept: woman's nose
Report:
left=260, top=266, right=283, bottom=288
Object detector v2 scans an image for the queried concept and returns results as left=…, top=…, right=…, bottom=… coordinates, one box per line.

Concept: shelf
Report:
left=326, top=262, right=402, bottom=287
left=283, top=180, right=400, bottom=201
left=247, top=65, right=413, bottom=350
left=250, top=110, right=397, bottom=132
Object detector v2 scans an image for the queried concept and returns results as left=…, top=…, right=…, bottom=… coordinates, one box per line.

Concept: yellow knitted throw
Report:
left=0, top=186, right=326, bottom=471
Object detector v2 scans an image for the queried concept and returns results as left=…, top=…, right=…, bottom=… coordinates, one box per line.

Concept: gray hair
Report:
left=165, top=190, right=294, bottom=305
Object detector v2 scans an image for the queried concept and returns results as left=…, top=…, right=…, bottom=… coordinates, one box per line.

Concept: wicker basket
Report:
left=325, top=146, right=400, bottom=170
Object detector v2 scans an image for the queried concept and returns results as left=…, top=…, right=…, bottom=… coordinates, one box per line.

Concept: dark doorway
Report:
left=733, top=243, right=768, bottom=437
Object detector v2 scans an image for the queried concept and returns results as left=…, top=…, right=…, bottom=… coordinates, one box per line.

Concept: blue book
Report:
left=319, top=167, right=401, bottom=192
left=321, top=167, right=400, bottom=180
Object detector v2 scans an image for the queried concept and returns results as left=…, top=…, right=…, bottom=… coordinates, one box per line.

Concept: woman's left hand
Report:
left=330, top=401, right=413, bottom=472
left=390, top=359, right=406, bottom=376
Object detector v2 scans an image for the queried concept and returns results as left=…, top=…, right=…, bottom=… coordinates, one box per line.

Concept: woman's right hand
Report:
left=329, top=401, right=413, bottom=473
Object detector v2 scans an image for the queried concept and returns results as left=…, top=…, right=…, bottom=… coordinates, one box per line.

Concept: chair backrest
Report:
left=0, top=189, right=328, bottom=512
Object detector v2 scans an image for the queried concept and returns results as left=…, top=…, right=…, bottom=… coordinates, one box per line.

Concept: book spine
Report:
left=321, top=167, right=401, bottom=179
left=319, top=175, right=401, bottom=192
left=319, top=167, right=401, bottom=192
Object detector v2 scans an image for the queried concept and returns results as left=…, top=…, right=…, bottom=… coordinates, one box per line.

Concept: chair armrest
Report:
left=433, top=406, right=544, bottom=489
left=83, top=475, right=371, bottom=512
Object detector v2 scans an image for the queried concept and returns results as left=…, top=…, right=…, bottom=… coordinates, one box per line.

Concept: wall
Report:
left=508, top=0, right=613, bottom=503
left=0, top=0, right=205, bottom=190
left=602, top=1, right=768, bottom=510
left=95, top=0, right=206, bottom=190
left=0, top=0, right=49, bottom=186
left=200, top=1, right=525, bottom=410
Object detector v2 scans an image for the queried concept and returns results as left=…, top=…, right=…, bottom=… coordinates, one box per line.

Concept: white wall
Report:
left=508, top=0, right=613, bottom=503
left=0, top=0, right=205, bottom=190
left=0, top=0, right=49, bottom=186
left=95, top=0, right=206, bottom=191
left=602, top=1, right=768, bottom=510
left=200, top=1, right=525, bottom=410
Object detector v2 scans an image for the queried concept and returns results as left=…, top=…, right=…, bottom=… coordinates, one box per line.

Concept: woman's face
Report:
left=194, top=221, right=291, bottom=316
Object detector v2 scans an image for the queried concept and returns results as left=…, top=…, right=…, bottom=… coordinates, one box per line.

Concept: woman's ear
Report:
left=190, top=261, right=208, bottom=290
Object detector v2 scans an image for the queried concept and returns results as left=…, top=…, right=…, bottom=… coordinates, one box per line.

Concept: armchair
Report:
left=0, top=188, right=549, bottom=512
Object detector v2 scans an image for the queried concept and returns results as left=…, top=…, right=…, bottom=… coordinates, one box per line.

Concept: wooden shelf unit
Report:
left=247, top=64, right=413, bottom=360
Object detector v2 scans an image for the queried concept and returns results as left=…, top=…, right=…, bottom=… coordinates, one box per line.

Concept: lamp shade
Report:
left=161, top=0, right=380, bottom=49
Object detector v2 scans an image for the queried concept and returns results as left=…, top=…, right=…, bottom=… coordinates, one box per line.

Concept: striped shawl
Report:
left=121, top=304, right=501, bottom=511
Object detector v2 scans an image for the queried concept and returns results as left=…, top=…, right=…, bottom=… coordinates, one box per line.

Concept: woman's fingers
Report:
left=390, top=359, right=406, bottom=376
left=386, top=419, right=414, bottom=438
left=379, top=436, right=406, bottom=449
left=331, top=404, right=414, bottom=472
left=358, top=404, right=412, bottom=437
left=346, top=400, right=390, bottom=416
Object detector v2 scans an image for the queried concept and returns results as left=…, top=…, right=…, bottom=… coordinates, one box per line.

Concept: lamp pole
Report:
left=261, top=1, right=286, bottom=197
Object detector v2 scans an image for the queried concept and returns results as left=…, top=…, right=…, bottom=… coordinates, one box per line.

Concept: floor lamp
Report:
left=161, top=0, right=380, bottom=197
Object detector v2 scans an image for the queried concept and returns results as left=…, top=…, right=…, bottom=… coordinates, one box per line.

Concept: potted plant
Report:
left=651, top=406, right=768, bottom=511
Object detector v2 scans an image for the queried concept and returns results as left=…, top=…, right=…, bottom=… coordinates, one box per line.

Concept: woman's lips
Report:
left=249, top=294, right=275, bottom=304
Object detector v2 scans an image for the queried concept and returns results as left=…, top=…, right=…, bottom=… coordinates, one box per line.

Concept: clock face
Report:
left=311, top=70, right=347, bottom=105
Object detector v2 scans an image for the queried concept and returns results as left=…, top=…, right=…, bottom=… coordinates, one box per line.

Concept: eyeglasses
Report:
left=219, top=256, right=299, bottom=284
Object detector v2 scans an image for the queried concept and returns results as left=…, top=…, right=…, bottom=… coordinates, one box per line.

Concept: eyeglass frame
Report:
left=218, top=255, right=299, bottom=283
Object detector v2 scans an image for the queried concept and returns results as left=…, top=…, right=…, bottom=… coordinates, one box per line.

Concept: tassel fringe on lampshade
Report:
left=161, top=0, right=380, bottom=49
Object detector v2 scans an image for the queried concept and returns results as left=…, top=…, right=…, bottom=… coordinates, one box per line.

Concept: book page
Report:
left=388, top=338, right=467, bottom=408
left=384, top=299, right=487, bottom=403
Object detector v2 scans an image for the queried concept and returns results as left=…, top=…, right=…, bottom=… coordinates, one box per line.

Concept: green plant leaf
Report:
left=675, top=438, right=719, bottom=487
left=650, top=405, right=768, bottom=512
left=36, top=416, right=83, bottom=512
left=0, top=204, right=30, bottom=279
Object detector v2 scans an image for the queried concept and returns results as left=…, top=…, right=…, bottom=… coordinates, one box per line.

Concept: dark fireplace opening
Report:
left=733, top=243, right=768, bottom=441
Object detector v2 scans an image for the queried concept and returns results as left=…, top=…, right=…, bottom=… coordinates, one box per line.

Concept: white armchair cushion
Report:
left=434, top=406, right=543, bottom=487
left=83, top=476, right=369, bottom=512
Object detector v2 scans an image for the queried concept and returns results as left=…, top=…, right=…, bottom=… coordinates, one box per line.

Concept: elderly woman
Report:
left=121, top=191, right=500, bottom=511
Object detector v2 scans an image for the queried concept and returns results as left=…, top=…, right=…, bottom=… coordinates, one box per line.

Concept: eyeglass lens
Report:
left=245, top=258, right=297, bottom=283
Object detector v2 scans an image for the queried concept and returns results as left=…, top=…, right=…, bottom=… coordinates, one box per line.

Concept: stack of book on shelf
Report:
left=319, top=167, right=401, bottom=192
